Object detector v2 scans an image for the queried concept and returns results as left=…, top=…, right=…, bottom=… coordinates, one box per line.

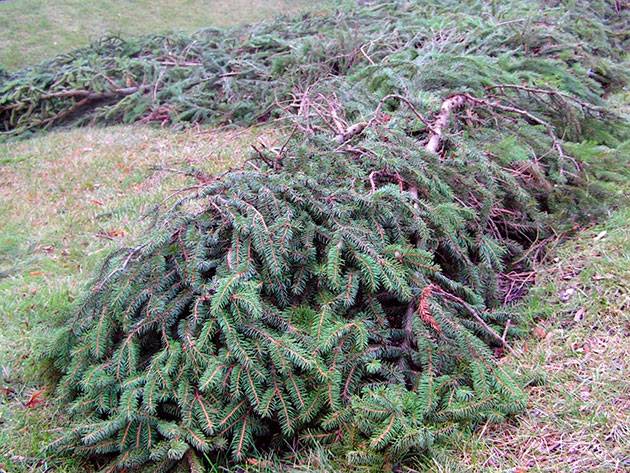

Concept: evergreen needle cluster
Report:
left=23, top=0, right=629, bottom=471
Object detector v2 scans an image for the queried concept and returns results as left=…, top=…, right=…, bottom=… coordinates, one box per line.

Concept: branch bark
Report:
left=425, top=94, right=467, bottom=154
left=40, top=86, right=141, bottom=101
left=424, top=93, right=567, bottom=162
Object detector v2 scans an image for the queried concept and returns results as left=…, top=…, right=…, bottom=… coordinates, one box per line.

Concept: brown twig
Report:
left=250, top=144, right=275, bottom=168
left=432, top=286, right=515, bottom=353
left=334, top=93, right=435, bottom=144
left=149, top=165, right=212, bottom=184
left=486, top=84, right=606, bottom=113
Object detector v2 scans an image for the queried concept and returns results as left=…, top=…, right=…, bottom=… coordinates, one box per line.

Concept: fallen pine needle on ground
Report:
left=449, top=207, right=630, bottom=473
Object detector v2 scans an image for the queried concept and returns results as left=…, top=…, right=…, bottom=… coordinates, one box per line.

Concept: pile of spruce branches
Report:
left=34, top=0, right=629, bottom=471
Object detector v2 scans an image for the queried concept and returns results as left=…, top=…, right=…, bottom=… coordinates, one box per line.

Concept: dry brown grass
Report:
left=451, top=208, right=630, bottom=472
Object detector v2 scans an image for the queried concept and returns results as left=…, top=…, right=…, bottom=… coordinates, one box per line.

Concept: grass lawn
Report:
left=0, top=0, right=326, bottom=70
left=452, top=207, right=630, bottom=472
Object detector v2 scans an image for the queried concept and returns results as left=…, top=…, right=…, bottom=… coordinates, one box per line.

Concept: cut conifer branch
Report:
left=39, top=86, right=141, bottom=100
left=432, top=286, right=515, bottom=354
left=486, top=84, right=608, bottom=113
left=423, top=92, right=570, bottom=161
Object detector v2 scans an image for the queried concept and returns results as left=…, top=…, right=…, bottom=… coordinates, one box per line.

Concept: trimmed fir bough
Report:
left=40, top=0, right=629, bottom=471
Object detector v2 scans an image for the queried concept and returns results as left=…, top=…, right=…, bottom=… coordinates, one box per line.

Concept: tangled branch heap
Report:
left=39, top=0, right=629, bottom=471
left=0, top=0, right=627, bottom=140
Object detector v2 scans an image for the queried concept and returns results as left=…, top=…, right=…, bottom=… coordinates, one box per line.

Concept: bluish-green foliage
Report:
left=40, top=0, right=629, bottom=471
